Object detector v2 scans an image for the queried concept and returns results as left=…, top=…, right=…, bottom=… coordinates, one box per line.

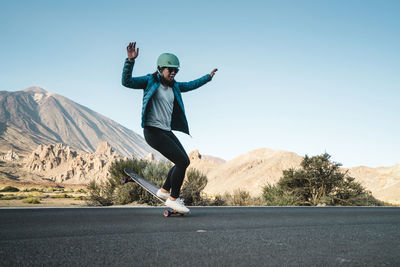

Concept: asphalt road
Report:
left=1, top=207, right=400, bottom=266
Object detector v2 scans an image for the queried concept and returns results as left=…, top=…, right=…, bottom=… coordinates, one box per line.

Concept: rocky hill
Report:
left=189, top=148, right=303, bottom=197
left=347, top=165, right=400, bottom=204
left=189, top=149, right=400, bottom=205
left=0, top=87, right=162, bottom=159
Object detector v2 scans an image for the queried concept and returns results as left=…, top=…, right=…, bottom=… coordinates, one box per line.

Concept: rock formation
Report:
left=25, top=142, right=125, bottom=183
left=1, top=150, right=20, bottom=161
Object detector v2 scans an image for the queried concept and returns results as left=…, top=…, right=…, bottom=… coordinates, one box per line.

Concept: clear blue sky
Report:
left=1, top=0, right=399, bottom=167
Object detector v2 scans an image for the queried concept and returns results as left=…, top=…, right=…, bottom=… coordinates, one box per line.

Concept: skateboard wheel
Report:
left=163, top=210, right=171, bottom=217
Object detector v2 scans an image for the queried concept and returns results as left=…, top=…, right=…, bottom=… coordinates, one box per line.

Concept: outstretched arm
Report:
left=121, top=42, right=148, bottom=89
left=178, top=68, right=218, bottom=92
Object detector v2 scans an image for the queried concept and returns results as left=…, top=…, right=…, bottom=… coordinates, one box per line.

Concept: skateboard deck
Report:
left=123, top=168, right=184, bottom=217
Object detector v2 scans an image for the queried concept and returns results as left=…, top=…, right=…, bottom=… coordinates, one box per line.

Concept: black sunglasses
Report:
left=166, top=67, right=179, bottom=73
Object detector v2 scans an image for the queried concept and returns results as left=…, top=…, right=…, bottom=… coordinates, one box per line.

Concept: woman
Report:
left=122, top=42, right=217, bottom=213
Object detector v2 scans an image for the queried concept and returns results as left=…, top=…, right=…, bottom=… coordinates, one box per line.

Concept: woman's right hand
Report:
left=127, top=42, right=139, bottom=60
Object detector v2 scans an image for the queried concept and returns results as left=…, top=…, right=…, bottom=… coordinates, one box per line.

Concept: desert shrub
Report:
left=219, top=190, right=263, bottom=206
left=86, top=158, right=171, bottom=206
left=0, top=186, right=19, bottom=192
left=221, top=192, right=233, bottom=205
left=211, top=194, right=227, bottom=206
left=51, top=193, right=72, bottom=199
left=142, top=161, right=171, bottom=186
left=108, top=158, right=149, bottom=187
left=124, top=160, right=171, bottom=205
left=22, top=197, right=41, bottom=204
left=265, top=153, right=383, bottom=206
left=42, top=186, right=64, bottom=193
left=232, top=189, right=252, bottom=206
left=54, top=185, right=65, bottom=191
left=251, top=196, right=267, bottom=206
left=87, top=158, right=215, bottom=206
left=180, top=168, right=209, bottom=206
left=6, top=195, right=24, bottom=200
left=86, top=180, right=113, bottom=206
left=0, top=194, right=21, bottom=200
left=112, top=183, right=136, bottom=205
left=263, top=184, right=299, bottom=206
left=74, top=196, right=87, bottom=201
left=75, top=188, right=87, bottom=194
left=28, top=188, right=40, bottom=192
left=27, top=191, right=43, bottom=196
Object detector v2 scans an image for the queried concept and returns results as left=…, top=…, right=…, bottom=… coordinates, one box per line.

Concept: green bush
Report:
left=112, top=183, right=136, bottom=205
left=180, top=168, right=209, bottom=206
left=51, top=193, right=72, bottom=199
left=54, top=185, right=65, bottom=192
left=231, top=189, right=252, bottom=206
left=28, top=188, right=40, bottom=192
left=8, top=195, right=26, bottom=200
left=211, top=194, right=227, bottom=206
left=218, top=190, right=263, bottom=206
left=262, top=184, right=299, bottom=206
left=86, top=158, right=171, bottom=206
left=75, top=188, right=87, bottom=194
left=86, top=180, right=113, bottom=206
left=86, top=158, right=215, bottom=206
left=0, top=186, right=19, bottom=192
left=135, top=161, right=172, bottom=205
left=22, top=197, right=41, bottom=204
left=43, top=188, right=54, bottom=193
left=264, top=153, right=383, bottom=206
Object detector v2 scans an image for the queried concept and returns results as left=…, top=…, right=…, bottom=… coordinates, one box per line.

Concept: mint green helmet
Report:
left=157, top=53, right=180, bottom=68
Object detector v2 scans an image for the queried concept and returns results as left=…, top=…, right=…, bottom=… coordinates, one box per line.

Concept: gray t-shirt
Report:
left=145, top=84, right=175, bottom=131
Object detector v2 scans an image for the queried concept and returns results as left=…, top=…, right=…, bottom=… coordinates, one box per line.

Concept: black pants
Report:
left=143, top=126, right=190, bottom=198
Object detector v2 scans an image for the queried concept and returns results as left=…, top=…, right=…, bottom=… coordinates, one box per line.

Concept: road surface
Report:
left=1, top=207, right=400, bottom=266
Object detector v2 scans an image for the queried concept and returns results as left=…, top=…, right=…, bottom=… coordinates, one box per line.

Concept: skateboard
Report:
left=123, top=168, right=184, bottom=217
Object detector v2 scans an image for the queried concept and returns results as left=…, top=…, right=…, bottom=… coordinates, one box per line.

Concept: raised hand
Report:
left=210, top=68, right=218, bottom=78
left=127, top=42, right=139, bottom=60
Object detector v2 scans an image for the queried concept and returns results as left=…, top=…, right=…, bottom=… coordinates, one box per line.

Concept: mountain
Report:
left=0, top=86, right=162, bottom=159
left=189, top=149, right=400, bottom=204
left=189, top=148, right=303, bottom=197
left=347, top=165, right=400, bottom=204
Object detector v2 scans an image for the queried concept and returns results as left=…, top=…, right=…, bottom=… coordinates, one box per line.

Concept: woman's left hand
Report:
left=210, top=68, right=218, bottom=78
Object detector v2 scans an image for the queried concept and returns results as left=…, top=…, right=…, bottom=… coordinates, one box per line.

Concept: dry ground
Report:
left=0, top=159, right=90, bottom=207
left=0, top=181, right=88, bottom=207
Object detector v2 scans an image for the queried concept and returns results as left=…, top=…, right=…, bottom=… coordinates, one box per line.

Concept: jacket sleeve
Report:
left=177, top=74, right=212, bottom=93
left=121, top=58, right=149, bottom=89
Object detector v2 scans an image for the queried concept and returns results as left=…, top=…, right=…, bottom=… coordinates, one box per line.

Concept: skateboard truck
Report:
left=163, top=209, right=184, bottom=217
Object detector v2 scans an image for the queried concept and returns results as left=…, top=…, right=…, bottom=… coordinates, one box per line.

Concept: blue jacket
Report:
left=121, top=58, right=212, bottom=135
